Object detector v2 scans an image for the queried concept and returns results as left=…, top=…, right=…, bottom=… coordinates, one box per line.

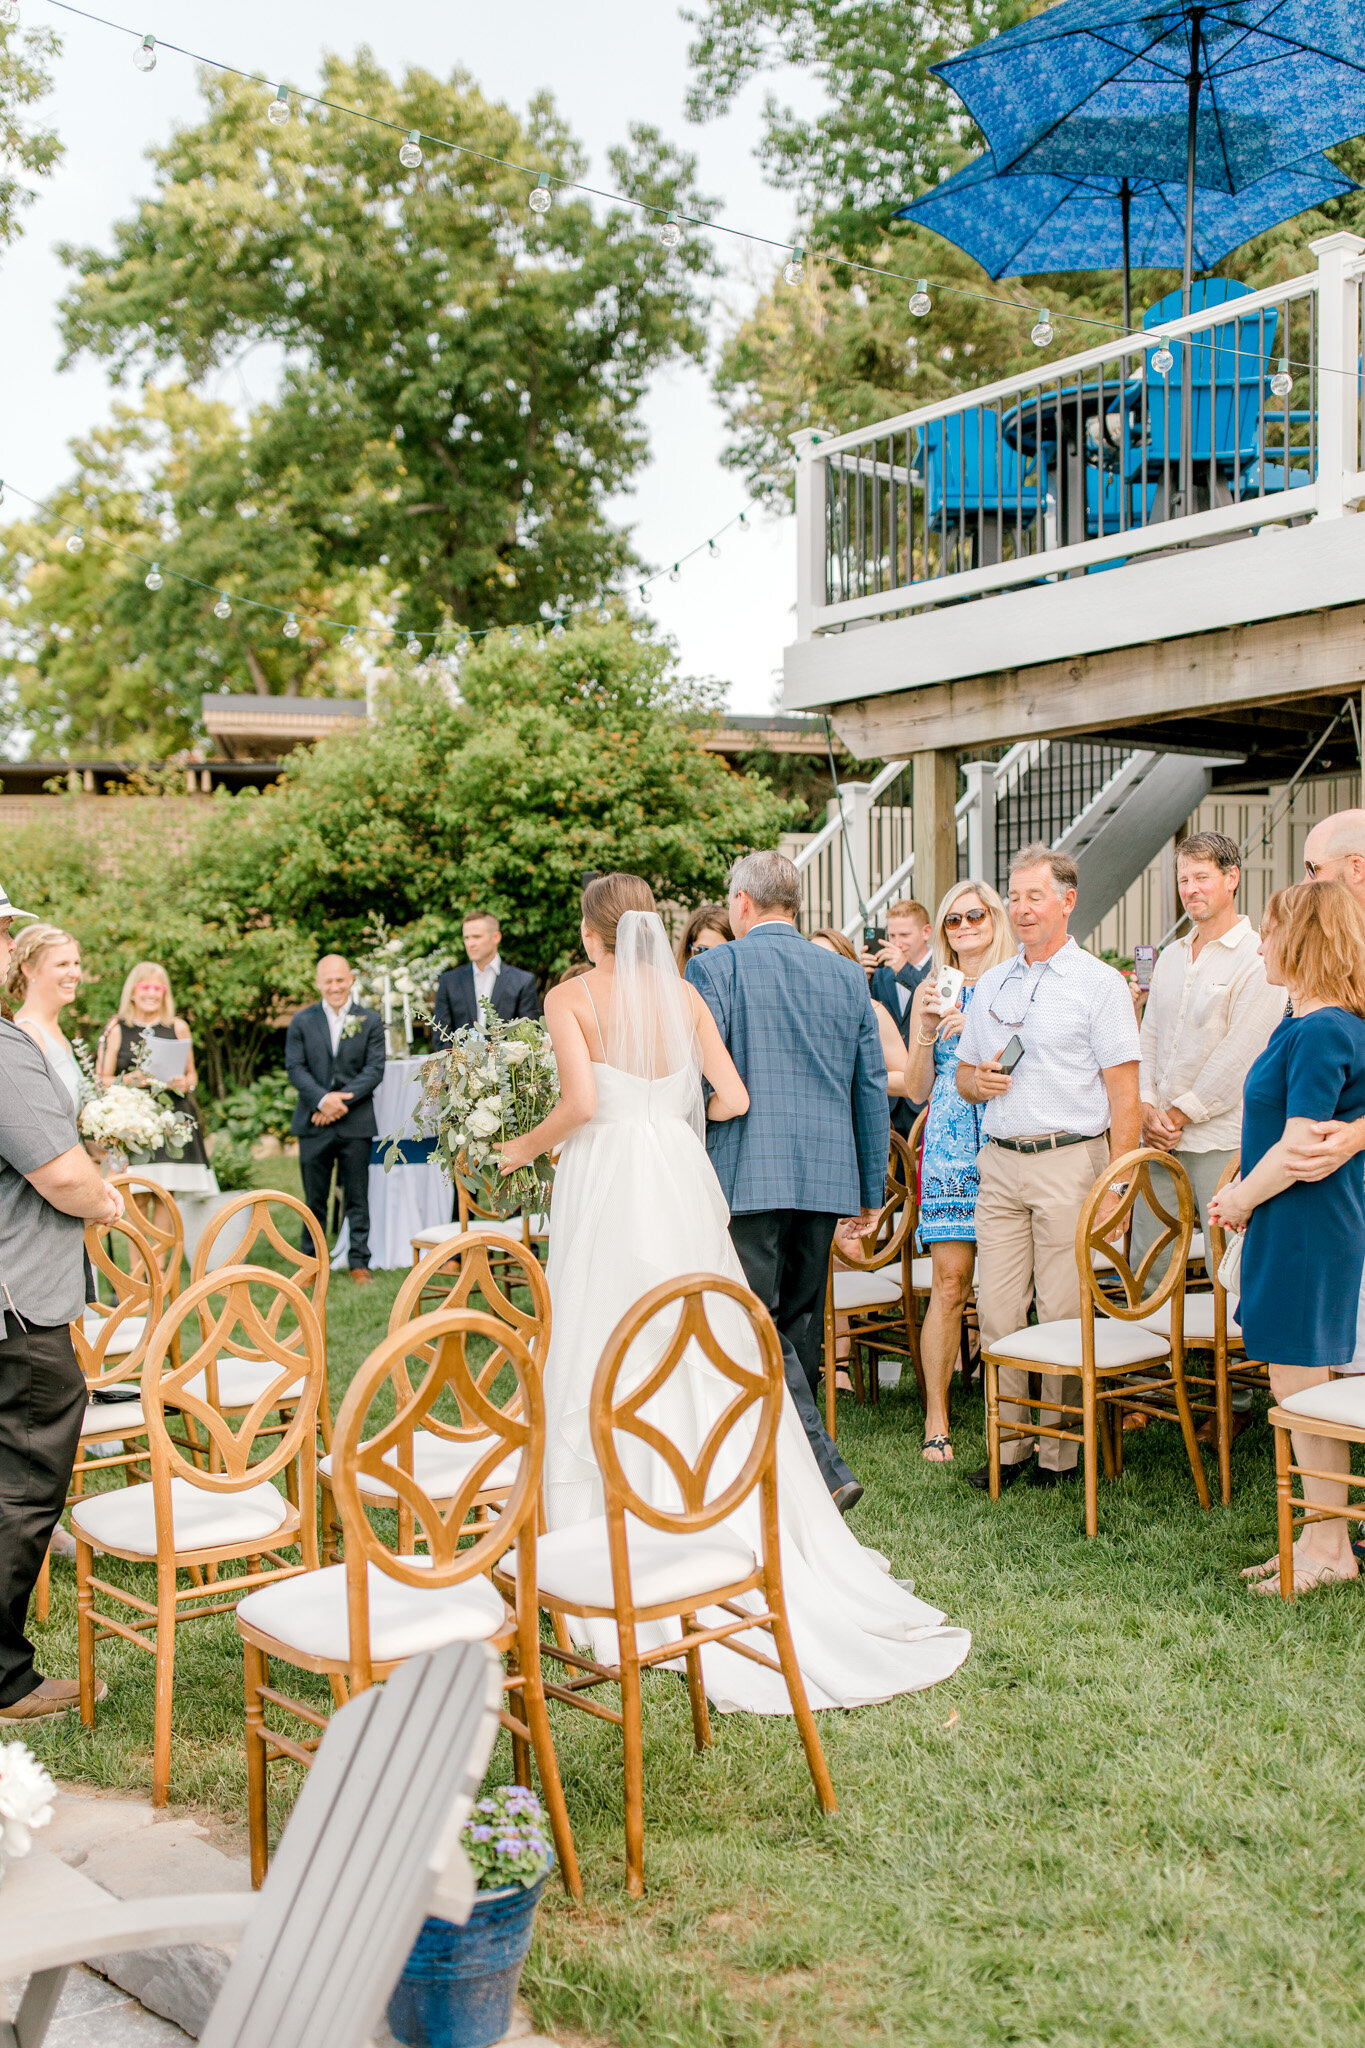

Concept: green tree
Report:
left=0, top=14, right=60, bottom=250
left=0, top=387, right=382, bottom=755
left=57, top=50, right=716, bottom=643
left=205, top=616, right=801, bottom=974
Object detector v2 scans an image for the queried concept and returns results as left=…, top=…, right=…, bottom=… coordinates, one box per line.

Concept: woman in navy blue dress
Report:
left=1209, top=880, right=1365, bottom=1596
left=903, top=880, right=1015, bottom=1464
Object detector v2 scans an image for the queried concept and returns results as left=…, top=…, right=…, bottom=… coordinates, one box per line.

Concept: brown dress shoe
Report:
left=349, top=1267, right=374, bottom=1287
left=0, top=1675, right=106, bottom=1721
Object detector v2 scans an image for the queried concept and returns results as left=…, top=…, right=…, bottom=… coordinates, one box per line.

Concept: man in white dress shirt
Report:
left=956, top=845, right=1141, bottom=1488
left=286, top=956, right=386, bottom=1284
left=432, top=913, right=541, bottom=1044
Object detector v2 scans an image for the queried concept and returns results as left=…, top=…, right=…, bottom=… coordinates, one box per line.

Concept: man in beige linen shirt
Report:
left=1138, top=830, right=1284, bottom=1232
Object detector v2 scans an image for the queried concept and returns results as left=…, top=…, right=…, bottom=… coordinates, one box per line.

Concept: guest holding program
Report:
left=1210, top=882, right=1365, bottom=1596
left=903, top=880, right=1014, bottom=1464
left=8, top=924, right=83, bottom=1112
left=96, top=962, right=215, bottom=1194
left=433, top=911, right=540, bottom=1043
left=0, top=881, right=123, bottom=1724
left=955, top=845, right=1141, bottom=1490
left=286, top=955, right=386, bottom=1284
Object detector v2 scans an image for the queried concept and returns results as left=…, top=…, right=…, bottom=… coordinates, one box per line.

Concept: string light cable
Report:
left=29, top=0, right=1348, bottom=379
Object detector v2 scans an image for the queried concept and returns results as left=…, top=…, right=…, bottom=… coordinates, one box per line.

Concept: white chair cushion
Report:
left=522, top=1518, right=757, bottom=1609
left=181, top=1357, right=297, bottom=1408
left=986, top=1319, right=1171, bottom=1371
left=910, top=1256, right=933, bottom=1292
left=833, top=1269, right=903, bottom=1312
left=71, top=1475, right=288, bottom=1557
left=1138, top=1295, right=1241, bottom=1344
left=1278, top=1377, right=1365, bottom=1427
left=235, top=1558, right=505, bottom=1664
left=82, top=1398, right=145, bottom=1437
left=82, top=1313, right=145, bottom=1358
left=411, top=1223, right=464, bottom=1250
left=319, top=1430, right=518, bottom=1501
left=1189, top=1231, right=1206, bottom=1265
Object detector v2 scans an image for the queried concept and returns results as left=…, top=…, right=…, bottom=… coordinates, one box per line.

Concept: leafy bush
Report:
left=207, top=1069, right=296, bottom=1145
left=206, top=1134, right=257, bottom=1193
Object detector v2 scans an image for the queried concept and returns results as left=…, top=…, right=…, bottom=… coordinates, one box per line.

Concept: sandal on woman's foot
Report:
left=1240, top=1555, right=1281, bottom=1582
left=1250, top=1557, right=1354, bottom=1596
left=922, top=1434, right=953, bottom=1463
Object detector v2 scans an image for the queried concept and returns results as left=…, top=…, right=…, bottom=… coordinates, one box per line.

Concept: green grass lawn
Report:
left=26, top=1245, right=1365, bottom=2048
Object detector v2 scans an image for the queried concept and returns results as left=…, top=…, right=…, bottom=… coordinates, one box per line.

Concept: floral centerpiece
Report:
left=0, top=1739, right=56, bottom=1884
left=399, top=1001, right=558, bottom=1219
left=388, top=1785, right=554, bottom=2048
left=351, top=916, right=455, bottom=1057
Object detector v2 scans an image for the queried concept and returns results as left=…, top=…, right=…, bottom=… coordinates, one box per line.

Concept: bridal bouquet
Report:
left=80, top=1085, right=194, bottom=1166
left=402, top=1000, right=558, bottom=1215
left=0, top=1738, right=56, bottom=1872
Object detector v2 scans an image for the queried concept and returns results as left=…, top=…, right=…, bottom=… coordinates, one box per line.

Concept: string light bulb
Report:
left=133, top=32, right=156, bottom=72
left=213, top=595, right=232, bottom=619
left=454, top=633, right=470, bottom=656
left=597, top=606, right=611, bottom=624
left=405, top=634, right=422, bottom=657
left=65, top=526, right=85, bottom=555
left=341, top=626, right=357, bottom=648
left=399, top=130, right=423, bottom=170
left=669, top=564, right=680, bottom=583
left=0, top=2, right=19, bottom=25
left=1271, top=355, right=1294, bottom=399
left=528, top=173, right=553, bottom=215
left=658, top=211, right=683, bottom=249
left=908, top=279, right=932, bottom=318
left=708, top=539, right=720, bottom=559
left=282, top=611, right=300, bottom=638
left=1151, top=335, right=1174, bottom=377
left=551, top=618, right=566, bottom=638
left=267, top=86, right=291, bottom=127
left=782, top=246, right=805, bottom=286
left=1030, top=307, right=1054, bottom=348
left=509, top=626, right=523, bottom=647
left=144, top=563, right=163, bottom=591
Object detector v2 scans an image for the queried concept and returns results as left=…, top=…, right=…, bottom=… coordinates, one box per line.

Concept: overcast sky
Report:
left=1, top=1, right=817, bottom=713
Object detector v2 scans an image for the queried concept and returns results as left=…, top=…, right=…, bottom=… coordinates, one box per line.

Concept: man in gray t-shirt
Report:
left=0, top=885, right=124, bottom=1722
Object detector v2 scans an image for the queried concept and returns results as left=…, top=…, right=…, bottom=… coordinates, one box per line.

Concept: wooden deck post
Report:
left=912, top=749, right=958, bottom=919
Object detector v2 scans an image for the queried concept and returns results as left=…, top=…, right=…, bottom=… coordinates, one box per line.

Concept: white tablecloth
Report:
left=331, top=1057, right=452, bottom=1271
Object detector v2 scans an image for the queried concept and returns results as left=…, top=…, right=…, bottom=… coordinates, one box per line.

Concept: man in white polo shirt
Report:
left=956, top=843, right=1141, bottom=1488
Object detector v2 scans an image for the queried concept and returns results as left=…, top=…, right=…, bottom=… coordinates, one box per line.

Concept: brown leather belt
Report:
left=989, top=1132, right=1093, bottom=1155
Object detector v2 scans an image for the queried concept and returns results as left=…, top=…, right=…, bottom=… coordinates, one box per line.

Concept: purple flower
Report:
left=467, top=1825, right=493, bottom=1843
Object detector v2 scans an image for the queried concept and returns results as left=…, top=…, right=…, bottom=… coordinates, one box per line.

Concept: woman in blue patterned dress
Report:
left=903, top=880, right=1015, bottom=1463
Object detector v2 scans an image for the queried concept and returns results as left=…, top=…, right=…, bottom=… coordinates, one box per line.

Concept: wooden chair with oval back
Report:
left=506, top=1272, right=837, bottom=1898
left=31, top=1215, right=166, bottom=1627
left=1137, top=1155, right=1264, bottom=1504
left=982, top=1149, right=1209, bottom=1537
left=108, top=1173, right=185, bottom=1311
left=234, top=1305, right=581, bottom=1898
left=72, top=1266, right=325, bottom=1805
left=184, top=1190, right=331, bottom=1496
left=821, top=1129, right=926, bottom=1436
left=318, top=1230, right=551, bottom=1565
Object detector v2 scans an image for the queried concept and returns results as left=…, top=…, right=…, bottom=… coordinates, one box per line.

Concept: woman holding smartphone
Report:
left=903, top=880, right=1015, bottom=1461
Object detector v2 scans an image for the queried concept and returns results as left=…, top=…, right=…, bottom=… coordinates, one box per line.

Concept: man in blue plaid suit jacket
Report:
left=687, top=852, right=890, bottom=1509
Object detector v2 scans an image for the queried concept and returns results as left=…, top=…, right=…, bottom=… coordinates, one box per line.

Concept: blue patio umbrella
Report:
left=894, top=151, right=1356, bottom=328
left=933, top=1, right=1365, bottom=314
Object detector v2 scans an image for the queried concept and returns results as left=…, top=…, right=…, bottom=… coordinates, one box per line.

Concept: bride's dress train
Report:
left=543, top=1056, right=971, bottom=1715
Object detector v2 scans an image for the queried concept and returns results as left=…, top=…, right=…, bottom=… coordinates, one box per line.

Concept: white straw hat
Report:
left=0, top=884, right=37, bottom=921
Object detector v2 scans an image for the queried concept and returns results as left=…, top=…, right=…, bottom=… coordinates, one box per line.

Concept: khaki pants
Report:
left=976, top=1137, right=1111, bottom=1470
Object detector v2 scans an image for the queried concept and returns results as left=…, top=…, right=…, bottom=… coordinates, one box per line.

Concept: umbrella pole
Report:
left=1180, top=7, right=1204, bottom=511
left=1121, top=179, right=1132, bottom=334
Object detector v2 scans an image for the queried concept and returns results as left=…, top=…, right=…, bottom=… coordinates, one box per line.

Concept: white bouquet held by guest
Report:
left=404, top=998, right=558, bottom=1214
left=0, top=1739, right=56, bottom=1869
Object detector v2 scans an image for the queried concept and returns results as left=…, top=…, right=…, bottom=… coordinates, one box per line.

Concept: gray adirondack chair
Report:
left=0, top=1641, right=500, bottom=2048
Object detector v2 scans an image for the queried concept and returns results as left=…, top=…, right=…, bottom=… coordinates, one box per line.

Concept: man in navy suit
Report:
left=286, top=955, right=386, bottom=1283
left=687, top=851, right=890, bottom=1511
left=866, top=898, right=935, bottom=1136
left=433, top=912, right=541, bottom=1045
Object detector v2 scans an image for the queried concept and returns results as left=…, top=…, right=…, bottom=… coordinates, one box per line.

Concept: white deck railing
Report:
left=793, top=232, right=1365, bottom=640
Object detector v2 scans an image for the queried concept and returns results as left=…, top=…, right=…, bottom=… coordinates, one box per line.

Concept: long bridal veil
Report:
left=606, top=910, right=705, bottom=1142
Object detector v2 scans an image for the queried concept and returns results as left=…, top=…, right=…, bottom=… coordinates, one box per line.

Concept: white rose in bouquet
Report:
left=0, top=1739, right=57, bottom=1858
left=402, top=1000, right=559, bottom=1214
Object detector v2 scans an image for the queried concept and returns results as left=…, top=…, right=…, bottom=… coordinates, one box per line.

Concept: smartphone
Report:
left=935, top=965, right=965, bottom=1010
left=997, top=1034, right=1025, bottom=1075
left=1134, top=944, right=1157, bottom=990
left=864, top=924, right=885, bottom=953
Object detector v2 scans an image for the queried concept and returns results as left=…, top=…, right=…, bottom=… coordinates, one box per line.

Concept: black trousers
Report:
left=728, top=1210, right=857, bottom=1498
left=299, top=1131, right=372, bottom=1270
left=0, top=1318, right=85, bottom=1707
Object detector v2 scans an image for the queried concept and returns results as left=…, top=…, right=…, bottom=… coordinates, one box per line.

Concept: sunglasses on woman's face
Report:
left=944, top=908, right=989, bottom=931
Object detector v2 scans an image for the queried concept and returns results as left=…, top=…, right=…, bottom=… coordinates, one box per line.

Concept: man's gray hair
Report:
left=729, top=850, right=801, bottom=916
left=1008, top=842, right=1079, bottom=898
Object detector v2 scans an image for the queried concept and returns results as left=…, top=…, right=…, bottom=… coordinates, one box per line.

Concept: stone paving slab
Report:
left=1, top=1964, right=188, bottom=2045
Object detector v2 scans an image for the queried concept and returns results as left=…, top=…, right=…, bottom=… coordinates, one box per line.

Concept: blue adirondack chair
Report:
left=915, top=408, right=1048, bottom=566
left=1121, top=280, right=1281, bottom=477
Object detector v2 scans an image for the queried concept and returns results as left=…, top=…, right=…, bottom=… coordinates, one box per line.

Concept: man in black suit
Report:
left=286, top=955, right=386, bottom=1284
left=864, top=898, right=935, bottom=1136
left=432, top=912, right=540, bottom=1045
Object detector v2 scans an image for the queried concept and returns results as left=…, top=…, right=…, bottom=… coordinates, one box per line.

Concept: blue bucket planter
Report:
left=387, top=1870, right=548, bottom=2048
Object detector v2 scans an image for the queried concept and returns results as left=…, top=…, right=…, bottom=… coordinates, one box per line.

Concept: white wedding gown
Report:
left=542, top=1051, right=972, bottom=1715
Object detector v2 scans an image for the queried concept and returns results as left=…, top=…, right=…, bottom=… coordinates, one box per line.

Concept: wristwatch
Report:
left=1108, top=1179, right=1130, bottom=1195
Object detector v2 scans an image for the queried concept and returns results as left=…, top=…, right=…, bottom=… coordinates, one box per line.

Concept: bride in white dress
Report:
left=497, top=874, right=970, bottom=1714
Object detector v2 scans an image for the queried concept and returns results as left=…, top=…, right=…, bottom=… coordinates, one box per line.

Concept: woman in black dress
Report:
left=1209, top=882, right=1365, bottom=1596
left=96, top=960, right=217, bottom=1195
